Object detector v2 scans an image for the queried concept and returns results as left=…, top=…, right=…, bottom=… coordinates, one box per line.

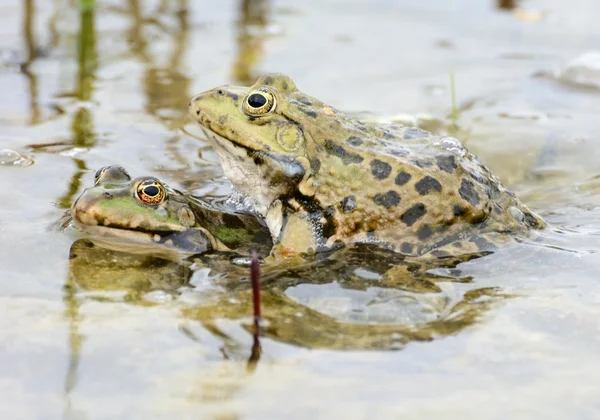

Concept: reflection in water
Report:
left=62, top=239, right=194, bottom=414
left=124, top=0, right=191, bottom=129
left=77, top=0, right=97, bottom=104
left=62, top=263, right=83, bottom=418
left=232, top=0, right=270, bottom=84
left=55, top=3, right=97, bottom=208
left=56, top=158, right=87, bottom=209
left=496, top=0, right=519, bottom=10
left=24, top=2, right=98, bottom=207
left=22, top=0, right=40, bottom=125
left=66, top=240, right=504, bottom=349
left=247, top=253, right=263, bottom=373
left=64, top=237, right=506, bottom=403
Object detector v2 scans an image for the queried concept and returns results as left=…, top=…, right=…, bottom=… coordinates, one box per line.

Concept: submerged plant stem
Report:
left=247, top=250, right=262, bottom=371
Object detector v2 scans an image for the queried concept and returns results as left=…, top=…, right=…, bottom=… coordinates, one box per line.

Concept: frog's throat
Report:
left=200, top=127, right=311, bottom=217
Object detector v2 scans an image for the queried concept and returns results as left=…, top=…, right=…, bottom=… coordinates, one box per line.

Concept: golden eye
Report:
left=243, top=88, right=275, bottom=116
left=136, top=178, right=165, bottom=205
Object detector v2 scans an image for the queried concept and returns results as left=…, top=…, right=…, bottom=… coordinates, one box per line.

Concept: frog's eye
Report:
left=243, top=88, right=276, bottom=116
left=136, top=178, right=166, bottom=205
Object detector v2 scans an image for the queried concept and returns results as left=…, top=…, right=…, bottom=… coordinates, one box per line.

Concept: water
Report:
left=1, top=0, right=600, bottom=418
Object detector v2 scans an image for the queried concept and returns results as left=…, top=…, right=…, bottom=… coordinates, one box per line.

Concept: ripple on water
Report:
left=0, top=149, right=34, bottom=167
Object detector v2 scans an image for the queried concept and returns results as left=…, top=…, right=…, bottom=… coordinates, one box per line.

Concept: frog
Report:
left=188, top=73, right=546, bottom=257
left=69, top=165, right=272, bottom=256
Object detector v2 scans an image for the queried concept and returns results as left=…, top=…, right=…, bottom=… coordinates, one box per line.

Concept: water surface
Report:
left=1, top=0, right=600, bottom=418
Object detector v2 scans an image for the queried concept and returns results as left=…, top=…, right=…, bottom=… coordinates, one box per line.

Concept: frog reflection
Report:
left=63, top=237, right=505, bottom=406
left=65, top=239, right=505, bottom=352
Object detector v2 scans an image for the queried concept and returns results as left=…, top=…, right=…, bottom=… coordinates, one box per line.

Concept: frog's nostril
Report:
left=217, top=89, right=224, bottom=95
left=103, top=192, right=113, bottom=199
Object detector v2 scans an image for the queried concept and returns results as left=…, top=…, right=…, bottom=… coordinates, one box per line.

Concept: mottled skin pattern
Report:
left=71, top=166, right=272, bottom=255
left=188, top=73, right=546, bottom=257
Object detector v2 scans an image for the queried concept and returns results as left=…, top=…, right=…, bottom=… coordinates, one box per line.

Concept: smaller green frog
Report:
left=69, top=165, right=272, bottom=255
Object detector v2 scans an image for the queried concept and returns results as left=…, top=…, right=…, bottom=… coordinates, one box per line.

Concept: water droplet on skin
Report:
left=433, top=137, right=466, bottom=157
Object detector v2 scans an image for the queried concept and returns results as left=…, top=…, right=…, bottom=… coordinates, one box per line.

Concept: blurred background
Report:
left=1, top=1, right=600, bottom=418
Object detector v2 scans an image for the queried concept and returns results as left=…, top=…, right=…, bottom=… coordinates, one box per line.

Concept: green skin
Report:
left=70, top=166, right=272, bottom=255
left=188, top=73, right=546, bottom=257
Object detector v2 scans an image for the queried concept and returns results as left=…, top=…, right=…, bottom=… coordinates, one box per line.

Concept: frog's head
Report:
left=189, top=73, right=342, bottom=214
left=70, top=166, right=210, bottom=252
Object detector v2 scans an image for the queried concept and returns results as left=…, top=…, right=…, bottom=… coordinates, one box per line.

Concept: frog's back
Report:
left=315, top=122, right=546, bottom=256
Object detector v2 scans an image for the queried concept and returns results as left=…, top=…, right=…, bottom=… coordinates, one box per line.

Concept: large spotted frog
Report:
left=188, top=73, right=546, bottom=257
left=70, top=165, right=272, bottom=255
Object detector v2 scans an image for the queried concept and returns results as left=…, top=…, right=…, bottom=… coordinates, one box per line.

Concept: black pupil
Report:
left=95, top=169, right=103, bottom=180
left=144, top=185, right=159, bottom=197
left=248, top=93, right=267, bottom=108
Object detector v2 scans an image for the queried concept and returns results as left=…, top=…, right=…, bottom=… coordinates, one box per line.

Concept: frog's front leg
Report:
left=266, top=200, right=318, bottom=256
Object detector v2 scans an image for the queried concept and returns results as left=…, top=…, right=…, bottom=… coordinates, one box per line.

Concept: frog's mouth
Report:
left=70, top=219, right=212, bottom=255
left=199, top=127, right=305, bottom=216
left=69, top=196, right=212, bottom=254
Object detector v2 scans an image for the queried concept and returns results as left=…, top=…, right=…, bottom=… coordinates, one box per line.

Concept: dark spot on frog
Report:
left=299, top=107, right=318, bottom=118
left=430, top=250, right=451, bottom=258
left=459, top=178, right=480, bottom=206
left=262, top=76, right=274, bottom=84
left=452, top=242, right=463, bottom=248
left=488, top=183, right=502, bottom=200
left=387, top=148, right=408, bottom=157
left=383, top=130, right=395, bottom=140
left=309, top=157, right=321, bottom=174
left=415, top=176, right=442, bottom=195
left=395, top=171, right=411, bottom=186
left=352, top=221, right=363, bottom=233
left=225, top=91, right=239, bottom=102
left=103, top=192, right=113, bottom=199
left=418, top=225, right=433, bottom=240
left=373, top=190, right=401, bottom=208
left=494, top=205, right=502, bottom=215
left=469, top=236, right=496, bottom=251
left=414, top=159, right=433, bottom=168
left=218, top=115, right=228, bottom=125
left=324, top=205, right=336, bottom=218
left=354, top=122, right=369, bottom=133
left=297, top=97, right=312, bottom=106
left=436, top=154, right=457, bottom=174
left=252, top=155, right=264, bottom=165
left=341, top=196, right=357, bottom=213
left=523, top=211, right=541, bottom=228
left=370, top=159, right=392, bottom=179
left=400, top=203, right=427, bottom=226
left=470, top=172, right=486, bottom=185
left=453, top=205, right=467, bottom=217
left=322, top=208, right=338, bottom=239
left=281, top=80, right=288, bottom=90
left=221, top=213, right=246, bottom=229
left=403, top=127, right=427, bottom=139
left=400, top=242, right=414, bottom=254
left=324, top=139, right=364, bottom=164
left=346, top=136, right=363, bottom=147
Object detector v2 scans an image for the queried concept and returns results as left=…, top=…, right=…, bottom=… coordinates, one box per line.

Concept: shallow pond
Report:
left=1, top=0, right=600, bottom=418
